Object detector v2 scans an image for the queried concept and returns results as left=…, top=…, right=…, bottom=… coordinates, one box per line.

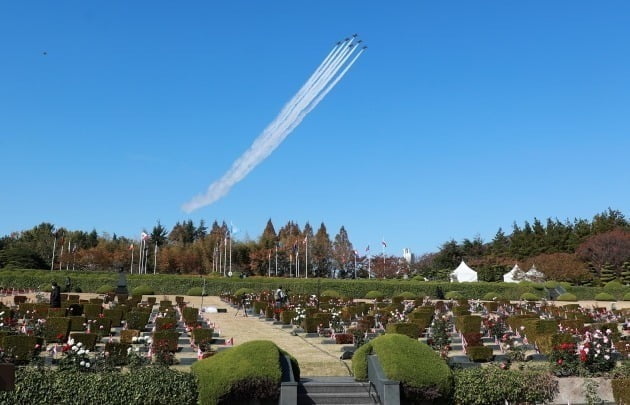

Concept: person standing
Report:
left=50, top=281, right=61, bottom=308
left=65, top=276, right=72, bottom=293
left=275, top=286, right=286, bottom=308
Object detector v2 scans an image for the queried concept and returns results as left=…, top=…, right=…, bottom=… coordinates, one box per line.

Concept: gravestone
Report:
left=115, top=267, right=129, bottom=295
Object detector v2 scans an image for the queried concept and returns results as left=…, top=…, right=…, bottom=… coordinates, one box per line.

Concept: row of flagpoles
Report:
left=129, top=232, right=156, bottom=274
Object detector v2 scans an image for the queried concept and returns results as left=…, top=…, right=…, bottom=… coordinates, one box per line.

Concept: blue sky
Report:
left=1, top=1, right=629, bottom=256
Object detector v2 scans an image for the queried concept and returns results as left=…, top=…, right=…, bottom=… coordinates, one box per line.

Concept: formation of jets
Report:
left=337, top=34, right=367, bottom=50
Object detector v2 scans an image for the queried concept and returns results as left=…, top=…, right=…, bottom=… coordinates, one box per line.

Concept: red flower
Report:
left=557, top=359, right=563, bottom=365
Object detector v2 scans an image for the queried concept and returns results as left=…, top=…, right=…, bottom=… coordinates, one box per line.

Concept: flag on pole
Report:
left=230, top=222, right=239, bottom=235
left=303, top=236, right=308, bottom=244
left=292, top=242, right=298, bottom=253
left=128, top=244, right=134, bottom=251
left=353, top=250, right=359, bottom=256
left=365, top=245, right=370, bottom=252
left=141, top=232, right=149, bottom=241
left=382, top=240, right=387, bottom=248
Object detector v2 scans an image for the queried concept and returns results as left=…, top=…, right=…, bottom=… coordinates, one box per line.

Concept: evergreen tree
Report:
left=312, top=223, right=332, bottom=277
left=151, top=220, right=168, bottom=247
left=599, top=263, right=617, bottom=284
left=490, top=228, right=509, bottom=256
left=332, top=226, right=354, bottom=277
left=621, top=262, right=630, bottom=285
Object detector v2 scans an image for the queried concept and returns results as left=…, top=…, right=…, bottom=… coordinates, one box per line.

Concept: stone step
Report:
left=297, top=393, right=376, bottom=405
left=298, top=381, right=372, bottom=395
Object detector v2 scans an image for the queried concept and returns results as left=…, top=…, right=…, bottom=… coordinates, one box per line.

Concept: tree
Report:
left=332, top=226, right=354, bottom=277
left=575, top=230, right=630, bottom=277
left=521, top=253, right=591, bottom=284
left=151, top=221, right=168, bottom=247
left=490, top=228, right=509, bottom=256
left=433, top=240, right=462, bottom=270
left=311, top=223, right=332, bottom=277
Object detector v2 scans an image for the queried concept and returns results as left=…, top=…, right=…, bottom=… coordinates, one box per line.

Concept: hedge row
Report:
left=0, top=269, right=627, bottom=300
left=0, top=367, right=197, bottom=404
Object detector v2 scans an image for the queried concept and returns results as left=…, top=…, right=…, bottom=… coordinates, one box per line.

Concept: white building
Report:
left=402, top=248, right=414, bottom=264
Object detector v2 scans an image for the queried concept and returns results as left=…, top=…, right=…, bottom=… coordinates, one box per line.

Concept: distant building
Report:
left=402, top=248, right=414, bottom=264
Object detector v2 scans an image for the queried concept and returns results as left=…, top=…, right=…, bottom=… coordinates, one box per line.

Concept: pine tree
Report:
left=621, top=262, right=630, bottom=285
left=599, top=263, right=616, bottom=284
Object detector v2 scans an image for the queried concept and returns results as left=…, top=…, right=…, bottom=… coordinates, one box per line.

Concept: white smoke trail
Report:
left=182, top=38, right=365, bottom=213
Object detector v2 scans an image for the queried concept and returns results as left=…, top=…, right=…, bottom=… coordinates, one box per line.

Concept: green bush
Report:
left=394, top=291, right=417, bottom=300
left=3, top=335, right=42, bottom=364
left=152, top=331, right=179, bottom=352
left=96, top=284, right=115, bottom=294
left=624, top=292, right=630, bottom=301
left=556, top=293, right=577, bottom=301
left=445, top=291, right=464, bottom=300
left=594, top=292, right=616, bottom=301
left=482, top=292, right=501, bottom=301
left=43, top=317, right=70, bottom=342
left=91, top=317, right=112, bottom=337
left=544, top=281, right=558, bottom=289
left=103, top=309, right=123, bottom=327
left=453, top=367, right=558, bottom=405
left=613, top=377, right=630, bottom=405
left=364, top=290, right=384, bottom=300
left=386, top=322, right=420, bottom=339
left=155, top=317, right=178, bottom=331
left=68, top=316, right=86, bottom=332
left=132, top=285, right=155, bottom=295
left=467, top=346, right=493, bottom=362
left=604, top=280, right=624, bottom=290
left=82, top=304, right=102, bottom=320
left=320, top=289, right=341, bottom=298
left=182, top=307, right=199, bottom=325
left=0, top=367, right=197, bottom=404
left=191, top=328, right=214, bottom=350
left=104, top=341, right=131, bottom=366
left=69, top=332, right=98, bottom=350
left=352, top=334, right=452, bottom=403
left=126, top=311, right=150, bottom=330
left=520, top=292, right=539, bottom=301
left=455, top=315, right=481, bottom=334
left=191, top=340, right=288, bottom=405
left=233, top=288, right=254, bottom=298
left=186, top=287, right=208, bottom=296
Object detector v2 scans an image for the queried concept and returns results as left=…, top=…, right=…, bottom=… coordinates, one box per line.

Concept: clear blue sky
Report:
left=1, top=1, right=629, bottom=256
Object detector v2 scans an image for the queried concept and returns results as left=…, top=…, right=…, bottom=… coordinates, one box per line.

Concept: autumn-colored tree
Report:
left=332, top=226, right=354, bottom=277
left=521, top=253, right=591, bottom=284
left=575, top=229, right=630, bottom=277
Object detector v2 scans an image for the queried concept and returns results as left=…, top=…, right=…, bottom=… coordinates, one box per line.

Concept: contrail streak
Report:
left=182, top=37, right=366, bottom=213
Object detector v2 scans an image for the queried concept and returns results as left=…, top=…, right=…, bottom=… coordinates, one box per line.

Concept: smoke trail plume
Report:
left=182, top=36, right=366, bottom=213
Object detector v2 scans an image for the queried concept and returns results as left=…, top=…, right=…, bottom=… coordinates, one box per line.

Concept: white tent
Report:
left=503, top=263, right=523, bottom=283
left=450, top=260, right=478, bottom=282
left=524, top=264, right=545, bottom=282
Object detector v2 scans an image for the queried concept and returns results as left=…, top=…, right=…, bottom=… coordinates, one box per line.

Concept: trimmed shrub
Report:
left=69, top=332, right=98, bottom=350
left=453, top=367, right=558, bottom=405
left=335, top=333, right=354, bottom=344
left=281, top=310, right=295, bottom=325
left=445, top=291, right=464, bottom=300
left=386, top=322, right=420, bottom=339
left=301, top=317, right=319, bottom=333
left=131, top=285, right=155, bottom=295
left=68, top=316, right=86, bottom=332
left=0, top=367, right=197, bottom=404
left=467, top=346, right=493, bottom=362
left=155, top=317, right=178, bottom=331
left=103, top=309, right=123, bottom=327
left=233, top=288, right=254, bottom=298
left=182, top=307, right=199, bottom=325
left=120, top=329, right=140, bottom=344
left=482, top=292, right=501, bottom=301
left=47, top=307, right=66, bottom=317
left=3, top=335, right=42, bottom=364
left=42, top=317, right=71, bottom=342
left=191, top=340, right=287, bottom=404
left=321, top=289, right=340, bottom=298
left=594, top=292, right=616, bottom=301
left=455, top=315, right=481, bottom=334
left=91, top=317, right=112, bottom=337
left=104, top=341, right=131, bottom=366
left=152, top=331, right=179, bottom=352
left=82, top=304, right=102, bottom=320
left=556, top=293, right=577, bottom=301
left=126, top=311, right=150, bottom=330
left=191, top=328, right=214, bottom=350
left=96, top=284, right=115, bottom=294
left=624, top=292, right=630, bottom=301
left=364, top=290, right=384, bottom=300
left=544, top=281, right=558, bottom=289
left=352, top=334, right=452, bottom=403
left=604, top=280, right=624, bottom=290
left=186, top=286, right=208, bottom=296
left=394, top=291, right=417, bottom=300
left=520, top=292, right=539, bottom=301
left=452, top=306, right=470, bottom=316
left=613, top=378, right=630, bottom=405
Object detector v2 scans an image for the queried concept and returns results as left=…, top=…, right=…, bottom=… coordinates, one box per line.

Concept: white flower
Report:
left=80, top=361, right=85, bottom=366
left=127, top=347, right=132, bottom=354
left=604, top=355, right=610, bottom=360
left=68, top=338, right=75, bottom=345
left=77, top=342, right=83, bottom=347
left=0, top=311, right=4, bottom=316
left=78, top=349, right=85, bottom=355
left=85, top=362, right=90, bottom=368
left=85, top=350, right=90, bottom=354
left=72, top=346, right=78, bottom=351
left=132, top=337, right=138, bottom=343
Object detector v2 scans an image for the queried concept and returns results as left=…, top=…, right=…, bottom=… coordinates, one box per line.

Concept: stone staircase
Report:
left=297, top=377, right=378, bottom=405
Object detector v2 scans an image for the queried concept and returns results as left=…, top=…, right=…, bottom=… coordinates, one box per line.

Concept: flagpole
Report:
left=305, top=237, right=308, bottom=279
left=58, top=239, right=64, bottom=271
left=229, top=235, right=232, bottom=276
left=138, top=239, right=143, bottom=274
left=130, top=246, right=134, bottom=273
left=296, top=246, right=299, bottom=278
left=268, top=251, right=271, bottom=277
left=219, top=242, right=222, bottom=276
left=223, top=237, right=227, bottom=276
left=51, top=236, right=57, bottom=271
left=67, top=239, right=71, bottom=270
left=275, top=244, right=278, bottom=276
left=354, top=254, right=357, bottom=279
left=153, top=243, right=157, bottom=274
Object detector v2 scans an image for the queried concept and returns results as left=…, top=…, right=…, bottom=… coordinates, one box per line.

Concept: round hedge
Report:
left=604, top=280, right=624, bottom=290
left=321, top=289, right=340, bottom=298
left=482, top=292, right=501, bottom=301
left=96, top=285, right=115, bottom=294
left=394, top=291, right=417, bottom=300
left=131, top=285, right=154, bottom=295
left=186, top=287, right=208, bottom=296
left=556, top=293, right=577, bottom=301
left=445, top=291, right=464, bottom=300
left=594, top=292, right=616, bottom=301
left=520, top=292, right=539, bottom=301
left=624, top=292, right=630, bottom=301
left=365, top=290, right=384, bottom=299
left=234, top=288, right=254, bottom=297
left=544, top=281, right=558, bottom=289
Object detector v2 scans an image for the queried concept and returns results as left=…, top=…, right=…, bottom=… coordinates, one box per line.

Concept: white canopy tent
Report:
left=503, top=263, right=523, bottom=283
left=450, top=260, right=478, bottom=282
left=525, top=264, right=545, bottom=282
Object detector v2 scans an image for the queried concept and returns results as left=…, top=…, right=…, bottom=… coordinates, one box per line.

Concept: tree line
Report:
left=1, top=209, right=629, bottom=284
